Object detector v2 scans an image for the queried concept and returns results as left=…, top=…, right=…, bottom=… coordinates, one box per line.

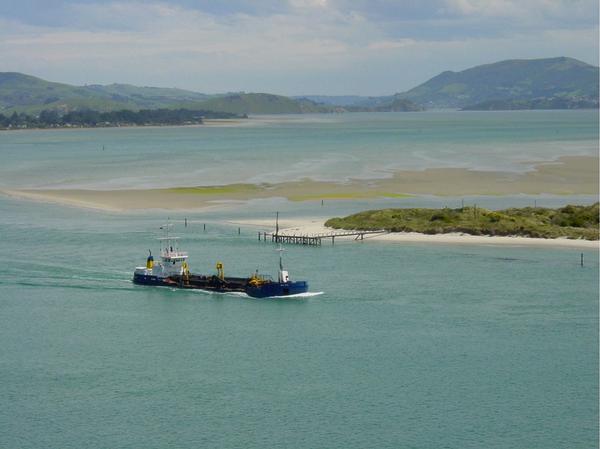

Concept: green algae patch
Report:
left=326, top=203, right=600, bottom=240
left=287, top=191, right=412, bottom=201
left=167, top=184, right=262, bottom=196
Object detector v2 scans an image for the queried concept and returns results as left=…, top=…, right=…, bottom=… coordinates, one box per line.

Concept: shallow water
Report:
left=0, top=110, right=597, bottom=189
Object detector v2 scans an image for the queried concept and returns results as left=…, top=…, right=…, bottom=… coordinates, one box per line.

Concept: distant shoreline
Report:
left=0, top=108, right=247, bottom=131
left=0, top=118, right=248, bottom=132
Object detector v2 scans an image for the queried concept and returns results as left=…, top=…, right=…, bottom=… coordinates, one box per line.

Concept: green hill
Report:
left=397, top=57, right=599, bottom=109
left=296, top=94, right=422, bottom=112
left=352, top=96, right=423, bottom=112
left=184, top=93, right=330, bottom=114
left=462, top=96, right=599, bottom=111
left=4, top=58, right=598, bottom=114
left=0, top=72, right=135, bottom=113
left=84, top=83, right=211, bottom=108
left=0, top=73, right=327, bottom=115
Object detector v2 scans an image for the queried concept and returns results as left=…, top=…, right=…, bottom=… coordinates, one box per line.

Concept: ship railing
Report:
left=161, top=250, right=189, bottom=258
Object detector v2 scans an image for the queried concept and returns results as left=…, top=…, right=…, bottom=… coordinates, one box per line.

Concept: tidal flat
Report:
left=3, top=155, right=597, bottom=212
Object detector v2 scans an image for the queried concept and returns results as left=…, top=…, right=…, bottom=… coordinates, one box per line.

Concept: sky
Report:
left=0, top=0, right=598, bottom=95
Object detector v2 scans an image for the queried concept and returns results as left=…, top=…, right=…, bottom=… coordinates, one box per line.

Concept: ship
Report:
left=132, top=223, right=309, bottom=298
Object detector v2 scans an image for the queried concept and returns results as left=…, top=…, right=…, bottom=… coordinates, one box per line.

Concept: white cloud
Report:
left=368, top=39, right=417, bottom=50
left=0, top=0, right=597, bottom=94
left=288, top=0, right=329, bottom=9
left=443, top=0, right=522, bottom=17
left=442, top=0, right=597, bottom=22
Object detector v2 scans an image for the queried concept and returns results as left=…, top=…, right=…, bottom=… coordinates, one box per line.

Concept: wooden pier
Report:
left=258, top=229, right=387, bottom=246
left=255, top=212, right=387, bottom=246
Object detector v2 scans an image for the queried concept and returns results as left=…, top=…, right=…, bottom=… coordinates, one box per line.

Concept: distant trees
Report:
left=0, top=108, right=243, bottom=129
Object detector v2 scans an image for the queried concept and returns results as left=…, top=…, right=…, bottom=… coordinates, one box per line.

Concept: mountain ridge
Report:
left=396, top=57, right=599, bottom=109
left=1, top=56, right=598, bottom=114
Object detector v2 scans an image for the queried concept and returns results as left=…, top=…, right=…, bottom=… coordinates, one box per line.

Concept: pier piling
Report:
left=261, top=229, right=385, bottom=247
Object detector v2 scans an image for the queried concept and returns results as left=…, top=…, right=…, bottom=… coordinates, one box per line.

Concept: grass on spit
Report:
left=288, top=192, right=412, bottom=201
left=325, top=203, right=600, bottom=240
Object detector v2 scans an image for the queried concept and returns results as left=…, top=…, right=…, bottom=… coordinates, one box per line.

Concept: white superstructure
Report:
left=134, top=222, right=189, bottom=279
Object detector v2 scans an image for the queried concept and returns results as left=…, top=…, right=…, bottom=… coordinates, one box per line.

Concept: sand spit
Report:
left=231, top=218, right=599, bottom=249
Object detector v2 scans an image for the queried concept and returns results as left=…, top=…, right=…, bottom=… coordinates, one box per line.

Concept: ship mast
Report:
left=277, top=244, right=284, bottom=270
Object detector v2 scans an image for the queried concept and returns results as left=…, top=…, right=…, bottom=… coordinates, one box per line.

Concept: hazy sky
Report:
left=0, top=0, right=598, bottom=95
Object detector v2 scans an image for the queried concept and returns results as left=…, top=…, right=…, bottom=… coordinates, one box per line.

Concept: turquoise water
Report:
left=0, top=196, right=598, bottom=449
left=0, top=111, right=598, bottom=448
left=0, top=110, right=597, bottom=189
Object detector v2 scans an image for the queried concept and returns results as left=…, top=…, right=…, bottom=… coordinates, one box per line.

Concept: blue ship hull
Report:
left=133, top=273, right=171, bottom=286
left=246, top=281, right=309, bottom=298
left=133, top=272, right=308, bottom=298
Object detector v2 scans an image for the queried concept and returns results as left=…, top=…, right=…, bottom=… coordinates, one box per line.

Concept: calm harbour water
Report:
left=0, top=111, right=598, bottom=448
left=0, top=110, right=597, bottom=189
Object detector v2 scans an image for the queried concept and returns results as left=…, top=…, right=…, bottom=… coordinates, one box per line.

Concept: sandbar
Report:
left=1, top=156, right=597, bottom=212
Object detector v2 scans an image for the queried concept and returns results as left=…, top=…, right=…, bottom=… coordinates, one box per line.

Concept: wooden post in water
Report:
left=203, top=223, right=206, bottom=231
left=581, top=253, right=584, bottom=267
left=184, top=217, right=187, bottom=227
left=238, top=227, right=241, bottom=235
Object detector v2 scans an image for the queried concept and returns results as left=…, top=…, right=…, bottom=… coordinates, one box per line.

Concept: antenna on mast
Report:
left=159, top=218, right=176, bottom=255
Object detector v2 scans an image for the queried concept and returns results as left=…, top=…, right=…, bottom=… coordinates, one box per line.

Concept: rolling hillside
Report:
left=178, top=93, right=329, bottom=115
left=397, top=57, right=599, bottom=109
left=0, top=73, right=327, bottom=115
left=0, top=72, right=134, bottom=113
left=2, top=57, right=598, bottom=115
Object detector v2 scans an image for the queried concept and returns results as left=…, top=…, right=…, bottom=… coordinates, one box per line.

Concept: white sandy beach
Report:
left=229, top=218, right=600, bottom=249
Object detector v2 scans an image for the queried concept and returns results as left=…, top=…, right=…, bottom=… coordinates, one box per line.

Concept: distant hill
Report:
left=182, top=93, right=330, bottom=115
left=0, top=72, right=213, bottom=113
left=295, top=94, right=422, bottom=112
left=397, top=57, right=599, bottom=109
left=462, top=96, right=599, bottom=111
left=0, top=73, right=328, bottom=115
left=294, top=95, right=368, bottom=107
left=0, top=72, right=135, bottom=113
left=85, top=83, right=212, bottom=107
left=362, top=96, right=424, bottom=112
left=3, top=57, right=598, bottom=115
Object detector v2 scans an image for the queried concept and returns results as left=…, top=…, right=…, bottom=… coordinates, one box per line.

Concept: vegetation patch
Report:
left=325, top=203, right=599, bottom=240
left=288, top=191, right=412, bottom=201
left=167, top=184, right=260, bottom=196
